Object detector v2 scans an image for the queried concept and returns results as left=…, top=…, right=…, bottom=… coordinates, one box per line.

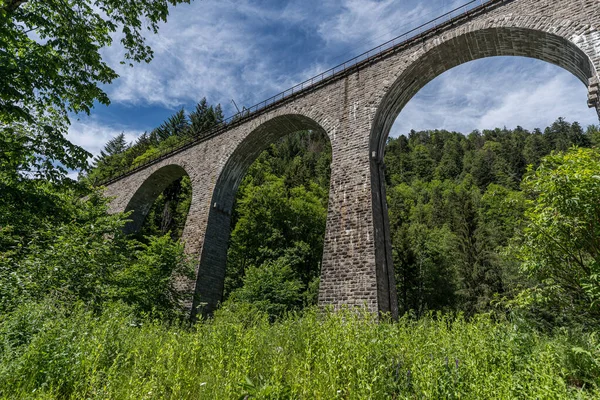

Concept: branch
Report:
left=533, top=221, right=591, bottom=276
left=3, top=0, right=27, bottom=13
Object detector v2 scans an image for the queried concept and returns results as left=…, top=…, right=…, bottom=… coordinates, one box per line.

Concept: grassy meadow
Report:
left=1, top=303, right=598, bottom=399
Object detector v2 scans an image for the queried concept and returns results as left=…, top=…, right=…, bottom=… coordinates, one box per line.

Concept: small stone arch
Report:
left=192, top=114, right=332, bottom=318
left=122, top=164, right=189, bottom=234
left=368, top=20, right=600, bottom=314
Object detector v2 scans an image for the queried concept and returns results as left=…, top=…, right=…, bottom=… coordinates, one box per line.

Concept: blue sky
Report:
left=68, top=0, right=599, bottom=157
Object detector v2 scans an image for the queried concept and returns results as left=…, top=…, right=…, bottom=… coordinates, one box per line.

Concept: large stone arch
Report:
left=368, top=18, right=600, bottom=315
left=191, top=113, right=331, bottom=318
left=121, top=164, right=189, bottom=234
left=371, top=20, right=598, bottom=158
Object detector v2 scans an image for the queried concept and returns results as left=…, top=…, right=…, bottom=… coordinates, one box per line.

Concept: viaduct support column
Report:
left=318, top=98, right=398, bottom=319
left=179, top=177, right=234, bottom=320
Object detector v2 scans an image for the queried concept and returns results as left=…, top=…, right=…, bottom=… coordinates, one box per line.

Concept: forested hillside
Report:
left=385, top=119, right=600, bottom=322
left=84, top=106, right=600, bottom=325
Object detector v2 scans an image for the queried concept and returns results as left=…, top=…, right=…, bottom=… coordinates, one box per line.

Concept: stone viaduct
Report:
left=102, top=0, right=600, bottom=319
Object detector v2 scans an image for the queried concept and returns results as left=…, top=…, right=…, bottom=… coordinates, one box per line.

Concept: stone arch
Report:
left=192, top=113, right=331, bottom=318
left=371, top=22, right=598, bottom=158
left=122, top=164, right=189, bottom=234
left=368, top=20, right=600, bottom=312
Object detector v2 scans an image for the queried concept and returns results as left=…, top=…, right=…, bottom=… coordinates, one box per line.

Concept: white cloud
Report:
left=478, top=73, right=593, bottom=130
left=391, top=57, right=599, bottom=137
left=318, top=0, right=425, bottom=44
left=97, top=0, right=471, bottom=112
left=80, top=0, right=598, bottom=153
left=99, top=0, right=333, bottom=112
left=317, top=0, right=471, bottom=63
left=99, top=2, right=256, bottom=108
left=68, top=117, right=145, bottom=158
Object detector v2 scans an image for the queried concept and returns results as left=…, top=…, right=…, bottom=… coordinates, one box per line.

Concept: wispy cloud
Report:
left=318, top=0, right=427, bottom=47
left=101, top=1, right=258, bottom=109
left=98, top=0, right=466, bottom=112
left=99, top=0, right=340, bottom=112
left=391, top=57, right=598, bottom=137
left=69, top=0, right=598, bottom=157
left=68, top=116, right=145, bottom=158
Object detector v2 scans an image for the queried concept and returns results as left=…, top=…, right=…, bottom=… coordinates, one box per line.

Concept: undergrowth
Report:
left=0, top=302, right=598, bottom=399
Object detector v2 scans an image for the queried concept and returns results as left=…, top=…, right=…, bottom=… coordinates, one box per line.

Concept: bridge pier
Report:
left=178, top=187, right=231, bottom=319
left=318, top=127, right=398, bottom=318
left=590, top=76, right=600, bottom=120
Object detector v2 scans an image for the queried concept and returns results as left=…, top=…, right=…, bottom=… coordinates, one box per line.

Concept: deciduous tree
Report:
left=1, top=0, right=190, bottom=180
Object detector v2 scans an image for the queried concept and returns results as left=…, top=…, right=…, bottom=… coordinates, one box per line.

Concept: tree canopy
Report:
left=0, top=0, right=190, bottom=181
left=515, top=147, right=600, bottom=325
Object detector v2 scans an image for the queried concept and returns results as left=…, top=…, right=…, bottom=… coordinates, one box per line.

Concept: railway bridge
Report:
left=102, top=0, right=600, bottom=318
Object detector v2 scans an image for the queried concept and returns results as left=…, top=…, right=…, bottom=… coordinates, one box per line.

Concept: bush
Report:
left=0, top=190, right=193, bottom=318
left=227, top=258, right=304, bottom=320
left=514, top=148, right=600, bottom=326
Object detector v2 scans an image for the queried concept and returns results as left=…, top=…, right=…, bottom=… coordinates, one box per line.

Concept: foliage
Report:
left=384, top=121, right=597, bottom=317
left=0, top=112, right=91, bottom=181
left=0, top=189, right=193, bottom=319
left=224, top=131, right=331, bottom=310
left=227, top=259, right=305, bottom=320
left=513, top=147, right=600, bottom=325
left=190, top=98, right=224, bottom=134
left=0, top=0, right=190, bottom=181
left=1, top=0, right=193, bottom=323
left=0, top=305, right=599, bottom=398
left=139, top=176, right=193, bottom=240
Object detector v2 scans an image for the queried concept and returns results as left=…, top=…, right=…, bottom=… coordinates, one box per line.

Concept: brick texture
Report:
left=102, top=0, right=600, bottom=319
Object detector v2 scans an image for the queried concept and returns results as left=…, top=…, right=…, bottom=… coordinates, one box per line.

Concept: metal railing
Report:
left=98, top=0, right=504, bottom=185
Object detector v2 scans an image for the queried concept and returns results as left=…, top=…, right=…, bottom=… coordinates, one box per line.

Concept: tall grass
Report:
left=0, top=301, right=598, bottom=399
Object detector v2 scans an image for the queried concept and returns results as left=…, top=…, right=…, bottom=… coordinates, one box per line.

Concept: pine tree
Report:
left=93, top=132, right=128, bottom=168
left=190, top=97, right=225, bottom=137
left=154, top=109, right=189, bottom=141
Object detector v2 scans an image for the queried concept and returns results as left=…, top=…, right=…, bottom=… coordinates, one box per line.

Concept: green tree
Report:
left=523, top=128, right=550, bottom=168
left=222, top=131, right=331, bottom=312
left=410, top=144, right=435, bottom=181
left=515, top=147, right=600, bottom=324
left=434, top=135, right=464, bottom=181
left=227, top=259, right=304, bottom=320
left=1, top=0, right=190, bottom=181
left=225, top=172, right=326, bottom=296
left=153, top=109, right=190, bottom=141
left=90, top=133, right=130, bottom=182
left=190, top=97, right=224, bottom=137
left=139, top=176, right=192, bottom=240
left=101, top=133, right=128, bottom=158
left=0, top=190, right=192, bottom=318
